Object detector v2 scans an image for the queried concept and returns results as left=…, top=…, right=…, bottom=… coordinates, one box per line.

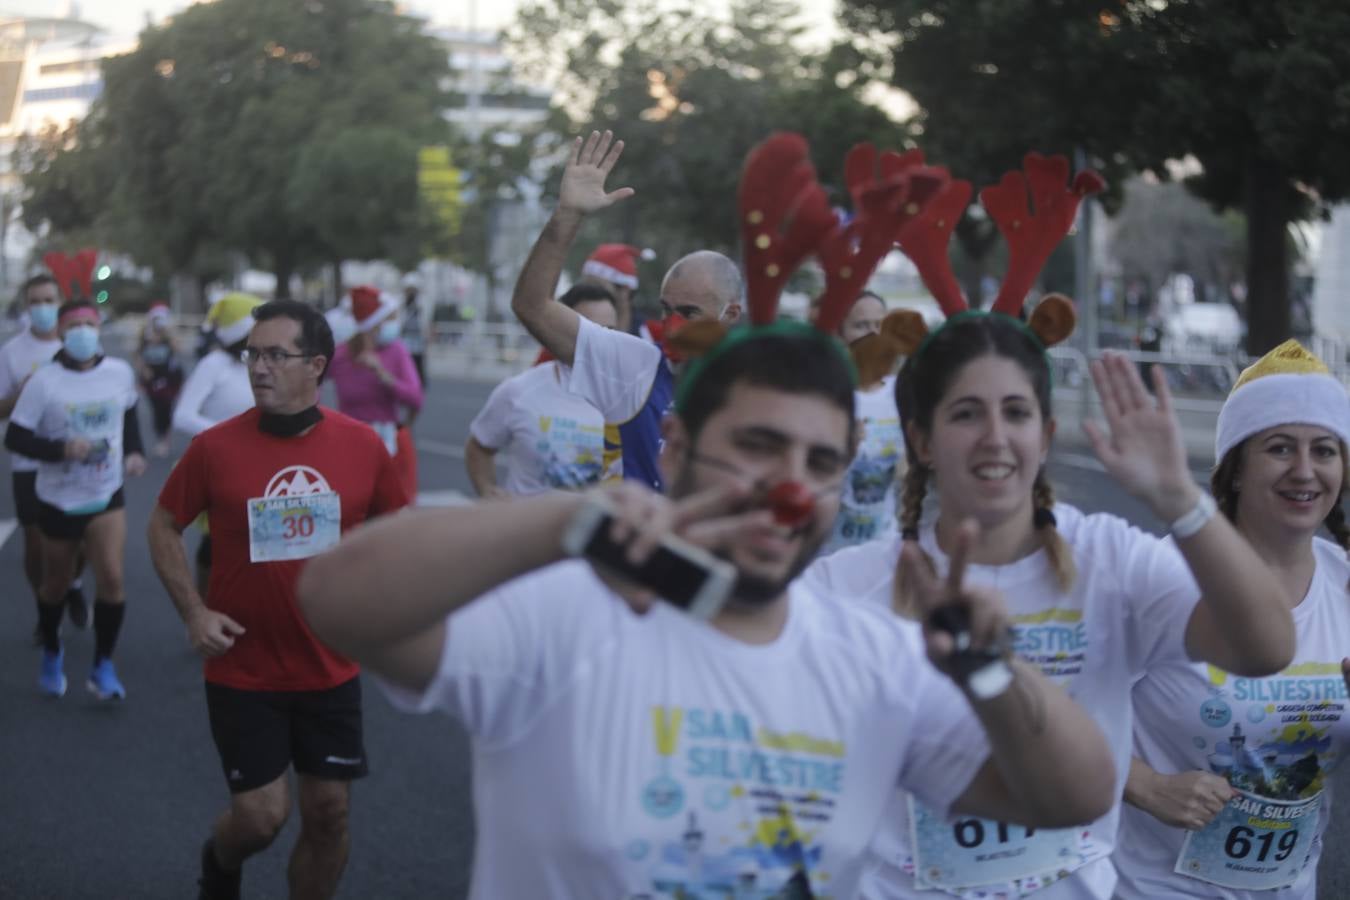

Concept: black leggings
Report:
left=149, top=395, right=175, bottom=439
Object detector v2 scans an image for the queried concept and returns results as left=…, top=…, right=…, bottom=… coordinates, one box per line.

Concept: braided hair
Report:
left=891, top=313, right=1080, bottom=612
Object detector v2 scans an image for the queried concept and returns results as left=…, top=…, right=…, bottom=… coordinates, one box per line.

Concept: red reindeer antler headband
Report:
left=881, top=151, right=1106, bottom=356
left=42, top=249, right=99, bottom=301
left=670, top=133, right=950, bottom=407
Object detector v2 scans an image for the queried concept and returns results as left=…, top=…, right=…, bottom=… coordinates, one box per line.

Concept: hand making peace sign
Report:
left=899, top=519, right=1014, bottom=679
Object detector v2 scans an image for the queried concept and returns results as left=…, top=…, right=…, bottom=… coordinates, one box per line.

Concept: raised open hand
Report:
left=1084, top=351, right=1196, bottom=520
left=558, top=130, right=635, bottom=217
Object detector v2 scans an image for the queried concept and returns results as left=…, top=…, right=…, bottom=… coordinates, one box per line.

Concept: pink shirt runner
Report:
left=329, top=340, right=424, bottom=425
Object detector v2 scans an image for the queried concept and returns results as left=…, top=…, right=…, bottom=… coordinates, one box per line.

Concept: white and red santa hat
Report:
left=349, top=285, right=401, bottom=333
left=581, top=244, right=655, bottom=290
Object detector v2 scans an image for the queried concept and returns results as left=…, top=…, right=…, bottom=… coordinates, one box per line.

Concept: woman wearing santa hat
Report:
left=328, top=285, right=424, bottom=499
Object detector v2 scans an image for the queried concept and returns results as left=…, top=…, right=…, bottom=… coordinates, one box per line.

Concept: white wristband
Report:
left=1169, top=491, right=1217, bottom=540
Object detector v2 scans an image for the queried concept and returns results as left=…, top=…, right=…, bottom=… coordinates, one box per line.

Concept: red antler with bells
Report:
left=980, top=153, right=1105, bottom=316
left=896, top=174, right=974, bottom=319
left=738, top=133, right=838, bottom=326
left=813, top=143, right=951, bottom=336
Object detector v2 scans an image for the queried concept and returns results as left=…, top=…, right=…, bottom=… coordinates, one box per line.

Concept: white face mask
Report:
left=63, top=324, right=101, bottom=361
left=376, top=318, right=401, bottom=346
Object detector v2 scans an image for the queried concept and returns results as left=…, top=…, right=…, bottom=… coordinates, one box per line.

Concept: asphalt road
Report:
left=0, top=374, right=1345, bottom=898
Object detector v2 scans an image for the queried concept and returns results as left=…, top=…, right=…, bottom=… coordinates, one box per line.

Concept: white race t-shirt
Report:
left=1116, top=537, right=1350, bottom=900
left=566, top=315, right=663, bottom=423
left=172, top=348, right=254, bottom=436
left=824, top=376, right=903, bottom=554
left=803, top=503, right=1203, bottom=899
left=0, top=329, right=62, bottom=472
left=469, top=362, right=613, bottom=495
left=380, top=561, right=991, bottom=900
left=10, top=356, right=138, bottom=512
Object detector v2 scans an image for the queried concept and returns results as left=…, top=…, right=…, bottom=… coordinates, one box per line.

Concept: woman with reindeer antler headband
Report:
left=297, top=133, right=1115, bottom=899
left=803, top=153, right=1297, bottom=899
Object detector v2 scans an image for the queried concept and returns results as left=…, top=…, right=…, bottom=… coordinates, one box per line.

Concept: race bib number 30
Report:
left=910, top=798, right=1080, bottom=889
left=1175, top=789, right=1320, bottom=890
left=247, top=491, right=342, bottom=562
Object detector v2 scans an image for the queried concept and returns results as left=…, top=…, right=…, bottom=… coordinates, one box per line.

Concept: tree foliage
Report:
left=508, top=0, right=910, bottom=275
left=19, top=0, right=454, bottom=300
left=840, top=0, right=1350, bottom=353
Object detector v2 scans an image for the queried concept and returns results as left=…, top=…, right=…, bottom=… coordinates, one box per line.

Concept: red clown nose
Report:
left=766, top=481, right=814, bottom=529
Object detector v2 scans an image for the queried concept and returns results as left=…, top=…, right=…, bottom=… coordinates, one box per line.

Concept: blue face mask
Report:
left=376, top=318, right=401, bottom=346
left=63, top=325, right=101, bottom=362
left=29, top=304, right=58, bottom=333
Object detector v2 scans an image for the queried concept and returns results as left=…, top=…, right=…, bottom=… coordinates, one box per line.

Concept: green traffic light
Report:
left=95, top=290, right=109, bottom=303
left=96, top=265, right=111, bottom=280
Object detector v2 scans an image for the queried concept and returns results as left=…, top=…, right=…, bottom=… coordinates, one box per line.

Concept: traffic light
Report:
left=95, top=290, right=109, bottom=303
left=96, top=265, right=111, bottom=280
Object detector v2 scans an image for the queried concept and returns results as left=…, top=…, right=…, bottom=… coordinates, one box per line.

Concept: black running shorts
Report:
left=11, top=471, right=38, bottom=526
left=204, top=676, right=368, bottom=794
left=36, top=488, right=125, bottom=541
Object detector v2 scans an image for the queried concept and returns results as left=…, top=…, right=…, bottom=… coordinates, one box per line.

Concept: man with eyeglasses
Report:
left=511, top=130, right=743, bottom=491
left=147, top=299, right=408, bottom=900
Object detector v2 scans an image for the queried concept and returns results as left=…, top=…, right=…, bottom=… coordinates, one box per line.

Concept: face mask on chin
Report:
left=63, top=325, right=101, bottom=362
left=29, top=304, right=58, bottom=333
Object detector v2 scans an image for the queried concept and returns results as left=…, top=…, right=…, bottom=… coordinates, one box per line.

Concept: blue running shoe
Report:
left=86, top=658, right=126, bottom=701
left=39, top=648, right=66, bottom=697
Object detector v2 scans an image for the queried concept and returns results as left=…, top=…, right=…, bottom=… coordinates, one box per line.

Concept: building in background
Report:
left=0, top=8, right=134, bottom=294
left=1312, top=205, right=1350, bottom=349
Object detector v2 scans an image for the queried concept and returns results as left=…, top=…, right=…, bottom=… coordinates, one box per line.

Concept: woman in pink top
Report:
left=328, top=285, right=424, bottom=498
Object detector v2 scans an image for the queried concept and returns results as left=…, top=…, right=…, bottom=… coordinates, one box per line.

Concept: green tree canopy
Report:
left=19, top=0, right=454, bottom=301
left=840, top=0, right=1350, bottom=354
left=508, top=0, right=910, bottom=274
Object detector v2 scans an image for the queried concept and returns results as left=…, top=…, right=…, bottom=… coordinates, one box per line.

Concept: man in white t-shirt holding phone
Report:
left=299, top=320, right=1116, bottom=899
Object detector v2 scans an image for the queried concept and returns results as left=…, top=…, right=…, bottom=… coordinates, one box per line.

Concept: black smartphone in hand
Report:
left=562, top=495, right=737, bottom=619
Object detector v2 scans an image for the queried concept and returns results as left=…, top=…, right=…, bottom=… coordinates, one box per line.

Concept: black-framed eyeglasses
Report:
left=240, top=347, right=311, bottom=367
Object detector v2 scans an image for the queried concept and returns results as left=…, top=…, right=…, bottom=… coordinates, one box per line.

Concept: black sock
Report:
left=38, top=603, right=63, bottom=654
left=93, top=601, right=125, bottom=664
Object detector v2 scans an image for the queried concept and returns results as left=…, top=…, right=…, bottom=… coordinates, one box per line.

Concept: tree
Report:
left=839, top=0, right=1350, bottom=354
left=1109, top=177, right=1246, bottom=309
left=18, top=0, right=453, bottom=302
left=508, top=0, right=910, bottom=274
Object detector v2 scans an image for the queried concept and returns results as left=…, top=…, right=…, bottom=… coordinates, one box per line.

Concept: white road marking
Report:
left=415, top=490, right=472, bottom=508
left=416, top=439, right=465, bottom=459
left=0, top=518, right=16, bottom=551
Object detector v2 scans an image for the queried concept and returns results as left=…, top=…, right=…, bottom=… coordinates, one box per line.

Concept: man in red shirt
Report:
left=147, top=299, right=408, bottom=900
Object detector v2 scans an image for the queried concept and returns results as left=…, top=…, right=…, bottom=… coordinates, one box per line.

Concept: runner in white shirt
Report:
left=509, top=130, right=743, bottom=492
left=299, top=322, right=1114, bottom=900
left=4, top=300, right=147, bottom=700
left=1116, top=340, right=1350, bottom=899
left=465, top=284, right=618, bottom=498
left=802, top=155, right=1295, bottom=900
left=0, top=273, right=84, bottom=639
left=172, top=292, right=261, bottom=596
left=816, top=291, right=905, bottom=554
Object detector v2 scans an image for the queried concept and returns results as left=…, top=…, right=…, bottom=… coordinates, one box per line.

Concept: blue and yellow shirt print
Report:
left=609, top=360, right=674, bottom=491
left=635, top=704, right=844, bottom=898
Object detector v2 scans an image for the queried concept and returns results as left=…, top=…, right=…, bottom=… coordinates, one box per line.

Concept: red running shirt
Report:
left=158, top=407, right=409, bottom=691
